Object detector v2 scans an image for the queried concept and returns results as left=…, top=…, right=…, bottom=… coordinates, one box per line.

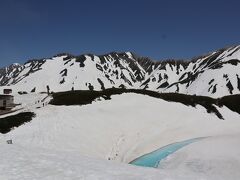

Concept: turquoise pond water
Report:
left=130, top=137, right=205, bottom=168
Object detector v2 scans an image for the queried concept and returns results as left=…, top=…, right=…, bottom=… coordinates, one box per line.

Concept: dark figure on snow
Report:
left=47, top=85, right=50, bottom=95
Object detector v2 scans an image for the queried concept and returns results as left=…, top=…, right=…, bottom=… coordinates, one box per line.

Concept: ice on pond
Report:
left=130, top=137, right=205, bottom=168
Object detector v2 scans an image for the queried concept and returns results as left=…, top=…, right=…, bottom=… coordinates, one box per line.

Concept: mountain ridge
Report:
left=0, top=45, right=240, bottom=97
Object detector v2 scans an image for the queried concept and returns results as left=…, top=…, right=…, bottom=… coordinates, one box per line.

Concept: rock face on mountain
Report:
left=0, top=45, right=240, bottom=97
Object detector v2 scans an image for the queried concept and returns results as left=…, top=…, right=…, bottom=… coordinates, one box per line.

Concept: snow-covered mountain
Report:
left=0, top=52, right=145, bottom=93
left=1, top=45, right=240, bottom=97
left=142, top=45, right=240, bottom=97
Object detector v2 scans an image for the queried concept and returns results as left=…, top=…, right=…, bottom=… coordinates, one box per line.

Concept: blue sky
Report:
left=0, top=0, right=240, bottom=67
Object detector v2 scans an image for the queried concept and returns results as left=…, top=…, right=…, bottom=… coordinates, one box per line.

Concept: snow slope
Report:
left=0, top=144, right=166, bottom=180
left=160, top=135, right=240, bottom=180
left=1, top=93, right=240, bottom=179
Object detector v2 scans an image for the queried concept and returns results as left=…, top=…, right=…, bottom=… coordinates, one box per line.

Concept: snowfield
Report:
left=1, top=93, right=240, bottom=179
left=0, top=144, right=166, bottom=180
left=160, top=135, right=240, bottom=180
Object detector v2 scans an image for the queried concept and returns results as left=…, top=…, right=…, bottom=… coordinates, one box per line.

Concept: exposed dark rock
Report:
left=237, top=75, right=240, bottom=91
left=212, top=84, right=217, bottom=94
left=209, top=79, right=214, bottom=85
left=76, top=55, right=86, bottom=67
left=97, top=78, right=105, bottom=90
left=31, top=87, right=36, bottom=93
left=226, top=81, right=234, bottom=94
left=60, top=69, right=68, bottom=77
left=60, top=78, right=65, bottom=84
left=157, top=81, right=169, bottom=89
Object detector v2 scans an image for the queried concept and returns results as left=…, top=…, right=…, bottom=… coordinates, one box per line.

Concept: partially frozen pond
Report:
left=130, top=137, right=205, bottom=168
